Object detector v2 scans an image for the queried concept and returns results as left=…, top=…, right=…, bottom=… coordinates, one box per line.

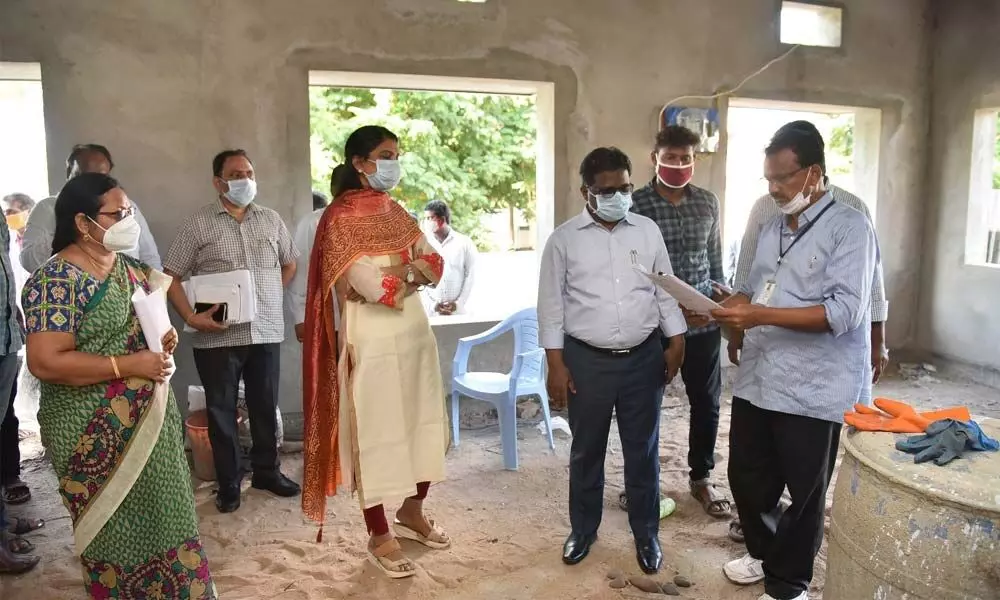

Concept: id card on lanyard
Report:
left=755, top=200, right=836, bottom=307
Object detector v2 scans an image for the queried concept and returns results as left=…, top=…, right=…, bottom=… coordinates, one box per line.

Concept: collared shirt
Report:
left=631, top=180, right=724, bottom=336
left=20, top=195, right=162, bottom=273
left=734, top=193, right=877, bottom=423
left=0, top=226, right=24, bottom=356
left=287, top=208, right=339, bottom=331
left=423, top=229, right=477, bottom=312
left=164, top=200, right=299, bottom=349
left=538, top=209, right=687, bottom=350
left=734, top=185, right=888, bottom=322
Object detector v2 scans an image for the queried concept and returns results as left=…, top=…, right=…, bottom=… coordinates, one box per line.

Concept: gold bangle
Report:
left=110, top=356, right=121, bottom=379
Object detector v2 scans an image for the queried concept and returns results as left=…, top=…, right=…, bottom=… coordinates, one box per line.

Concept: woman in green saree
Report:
left=22, top=173, right=216, bottom=599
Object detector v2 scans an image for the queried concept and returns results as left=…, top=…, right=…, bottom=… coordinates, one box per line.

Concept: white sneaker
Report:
left=723, top=553, right=765, bottom=585
left=758, top=593, right=807, bottom=600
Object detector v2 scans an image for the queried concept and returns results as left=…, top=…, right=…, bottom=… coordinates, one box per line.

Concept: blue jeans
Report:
left=0, top=353, right=22, bottom=532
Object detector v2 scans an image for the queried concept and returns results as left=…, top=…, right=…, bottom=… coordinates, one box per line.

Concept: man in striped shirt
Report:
left=713, top=122, right=878, bottom=600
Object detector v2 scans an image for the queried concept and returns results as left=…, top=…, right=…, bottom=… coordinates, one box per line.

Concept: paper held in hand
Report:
left=635, top=266, right=722, bottom=317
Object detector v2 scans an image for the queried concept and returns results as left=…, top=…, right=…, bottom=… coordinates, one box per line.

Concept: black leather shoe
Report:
left=215, top=485, right=241, bottom=513
left=635, top=537, right=662, bottom=574
left=251, top=471, right=301, bottom=497
left=562, top=532, right=597, bottom=565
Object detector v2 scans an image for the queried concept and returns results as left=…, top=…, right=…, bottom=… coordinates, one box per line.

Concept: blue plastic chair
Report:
left=450, top=307, right=556, bottom=470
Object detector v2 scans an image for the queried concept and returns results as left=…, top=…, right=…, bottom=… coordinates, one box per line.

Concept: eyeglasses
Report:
left=98, top=206, right=134, bottom=222
left=589, top=183, right=634, bottom=196
left=764, top=167, right=807, bottom=186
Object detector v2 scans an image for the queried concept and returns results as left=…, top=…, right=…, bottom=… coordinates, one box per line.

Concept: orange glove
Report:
left=844, top=398, right=971, bottom=433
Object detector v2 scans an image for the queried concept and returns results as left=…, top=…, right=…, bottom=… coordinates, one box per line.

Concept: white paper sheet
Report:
left=637, top=267, right=722, bottom=316
left=181, top=269, right=257, bottom=332
left=132, top=286, right=172, bottom=353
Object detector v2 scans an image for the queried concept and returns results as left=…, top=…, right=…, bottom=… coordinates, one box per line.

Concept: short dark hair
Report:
left=579, top=147, right=632, bottom=187
left=52, top=173, right=120, bottom=255
left=765, top=122, right=826, bottom=175
left=424, top=200, right=451, bottom=224
left=312, top=190, right=328, bottom=211
left=212, top=149, right=253, bottom=178
left=655, top=125, right=701, bottom=151
left=66, top=144, right=114, bottom=179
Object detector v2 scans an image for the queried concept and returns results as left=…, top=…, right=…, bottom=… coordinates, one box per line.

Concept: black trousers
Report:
left=676, top=329, right=722, bottom=482
left=564, top=334, right=665, bottom=541
left=0, top=353, right=20, bottom=531
left=0, top=373, right=19, bottom=486
left=728, top=397, right=841, bottom=600
left=193, top=343, right=281, bottom=488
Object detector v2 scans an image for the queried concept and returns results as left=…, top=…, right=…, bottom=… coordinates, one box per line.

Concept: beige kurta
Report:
left=335, top=248, right=448, bottom=509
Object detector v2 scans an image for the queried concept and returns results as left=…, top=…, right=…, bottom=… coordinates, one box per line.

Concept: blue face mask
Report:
left=366, top=159, right=402, bottom=192
left=590, top=191, right=632, bottom=222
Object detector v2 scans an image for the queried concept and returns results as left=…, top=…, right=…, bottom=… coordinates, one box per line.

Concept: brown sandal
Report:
left=367, top=538, right=416, bottom=579
left=690, top=479, right=732, bottom=519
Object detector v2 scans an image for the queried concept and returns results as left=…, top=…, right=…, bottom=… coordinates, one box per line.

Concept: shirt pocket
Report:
left=249, top=238, right=280, bottom=270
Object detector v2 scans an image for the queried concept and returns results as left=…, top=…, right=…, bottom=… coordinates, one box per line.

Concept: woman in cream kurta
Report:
left=302, top=125, right=450, bottom=579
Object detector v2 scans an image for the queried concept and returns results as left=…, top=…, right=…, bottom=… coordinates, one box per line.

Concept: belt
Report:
left=566, top=332, right=657, bottom=357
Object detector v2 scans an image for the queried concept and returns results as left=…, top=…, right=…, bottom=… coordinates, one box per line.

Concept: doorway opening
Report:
left=0, top=63, right=48, bottom=201
left=308, top=71, right=555, bottom=324
left=723, top=98, right=882, bottom=283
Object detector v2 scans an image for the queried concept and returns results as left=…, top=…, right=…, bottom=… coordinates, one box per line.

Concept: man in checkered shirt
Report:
left=164, top=149, right=301, bottom=514
left=628, top=125, right=732, bottom=520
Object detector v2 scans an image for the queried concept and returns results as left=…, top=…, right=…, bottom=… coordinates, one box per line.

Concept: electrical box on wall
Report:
left=661, top=106, right=720, bottom=154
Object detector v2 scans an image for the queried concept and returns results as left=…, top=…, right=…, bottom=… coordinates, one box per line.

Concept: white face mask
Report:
left=590, top=191, right=633, bottom=222
left=90, top=215, right=141, bottom=253
left=366, top=159, right=402, bottom=192
left=775, top=169, right=813, bottom=215
left=224, top=178, right=257, bottom=207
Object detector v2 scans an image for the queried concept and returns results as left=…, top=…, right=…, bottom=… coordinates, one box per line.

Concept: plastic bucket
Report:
left=185, top=410, right=216, bottom=481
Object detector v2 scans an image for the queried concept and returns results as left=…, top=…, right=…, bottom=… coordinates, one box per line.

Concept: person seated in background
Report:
left=712, top=123, right=877, bottom=600
left=538, top=147, right=686, bottom=575
left=421, top=200, right=477, bottom=316
left=20, top=144, right=161, bottom=273
left=290, top=177, right=343, bottom=343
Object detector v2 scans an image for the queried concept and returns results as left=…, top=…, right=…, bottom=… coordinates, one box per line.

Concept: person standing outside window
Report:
left=630, top=125, right=731, bottom=520
left=421, top=200, right=477, bottom=316
left=164, top=149, right=300, bottom=514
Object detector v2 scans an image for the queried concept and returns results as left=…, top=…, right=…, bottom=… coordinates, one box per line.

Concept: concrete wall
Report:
left=0, top=0, right=933, bottom=426
left=920, top=0, right=1000, bottom=371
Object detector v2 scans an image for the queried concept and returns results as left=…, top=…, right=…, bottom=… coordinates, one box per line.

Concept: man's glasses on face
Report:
left=589, top=183, right=634, bottom=196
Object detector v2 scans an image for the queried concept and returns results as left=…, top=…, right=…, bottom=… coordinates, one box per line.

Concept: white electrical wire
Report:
left=658, top=44, right=802, bottom=126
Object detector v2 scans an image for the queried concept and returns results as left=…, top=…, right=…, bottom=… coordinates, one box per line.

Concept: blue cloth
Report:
left=963, top=419, right=1000, bottom=451
left=734, top=193, right=878, bottom=423
left=538, top=209, right=687, bottom=350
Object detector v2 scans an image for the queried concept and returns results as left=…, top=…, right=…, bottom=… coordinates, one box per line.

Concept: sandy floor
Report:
left=3, top=366, right=999, bottom=600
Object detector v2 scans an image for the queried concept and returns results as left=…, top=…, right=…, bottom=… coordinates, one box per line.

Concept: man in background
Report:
left=421, top=200, right=477, bottom=316
left=630, top=125, right=731, bottom=520
left=289, top=187, right=336, bottom=343
left=164, top=149, right=300, bottom=513
left=20, top=144, right=161, bottom=272
left=0, top=193, right=33, bottom=507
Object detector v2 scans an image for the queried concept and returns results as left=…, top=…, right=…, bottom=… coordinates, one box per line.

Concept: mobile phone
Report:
left=194, top=302, right=228, bottom=323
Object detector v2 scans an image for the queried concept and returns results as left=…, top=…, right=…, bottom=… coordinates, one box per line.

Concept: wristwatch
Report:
left=404, top=265, right=416, bottom=284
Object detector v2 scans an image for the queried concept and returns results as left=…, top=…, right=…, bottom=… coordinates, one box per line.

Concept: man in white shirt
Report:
left=538, top=147, right=686, bottom=575
left=20, top=144, right=161, bottom=273
left=288, top=190, right=339, bottom=342
left=421, top=200, right=477, bottom=316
